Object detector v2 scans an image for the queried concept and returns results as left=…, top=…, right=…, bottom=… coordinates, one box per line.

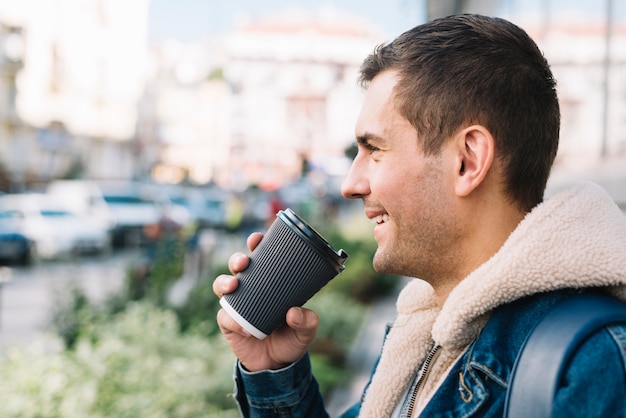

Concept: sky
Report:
left=147, top=0, right=426, bottom=43
left=147, top=0, right=620, bottom=44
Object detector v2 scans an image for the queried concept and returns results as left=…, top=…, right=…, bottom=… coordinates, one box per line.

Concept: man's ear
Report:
left=453, top=125, right=495, bottom=197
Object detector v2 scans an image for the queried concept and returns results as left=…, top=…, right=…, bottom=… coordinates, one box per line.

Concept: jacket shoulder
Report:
left=423, top=290, right=626, bottom=417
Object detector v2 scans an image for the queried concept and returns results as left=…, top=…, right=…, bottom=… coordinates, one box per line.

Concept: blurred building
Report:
left=143, top=6, right=383, bottom=190
left=530, top=17, right=626, bottom=170
left=0, top=0, right=150, bottom=189
left=139, top=40, right=233, bottom=186
left=0, top=21, right=25, bottom=191
left=0, top=1, right=624, bottom=193
left=428, top=0, right=626, bottom=173
left=222, top=8, right=382, bottom=190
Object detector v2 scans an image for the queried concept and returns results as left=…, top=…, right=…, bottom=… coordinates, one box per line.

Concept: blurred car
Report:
left=151, top=186, right=193, bottom=229
left=0, top=210, right=34, bottom=265
left=46, top=179, right=116, bottom=234
left=56, top=210, right=112, bottom=255
left=98, top=183, right=161, bottom=247
left=196, top=191, right=227, bottom=229
left=0, top=193, right=111, bottom=260
left=163, top=185, right=227, bottom=230
left=98, top=181, right=191, bottom=247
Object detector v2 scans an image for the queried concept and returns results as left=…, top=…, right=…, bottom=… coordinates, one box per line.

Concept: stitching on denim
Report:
left=468, top=361, right=508, bottom=388
left=458, top=372, right=473, bottom=403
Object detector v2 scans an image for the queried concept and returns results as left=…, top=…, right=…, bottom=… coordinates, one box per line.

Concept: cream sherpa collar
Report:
left=359, top=182, right=626, bottom=417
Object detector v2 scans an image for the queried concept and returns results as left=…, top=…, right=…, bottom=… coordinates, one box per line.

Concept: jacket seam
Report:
left=607, top=324, right=626, bottom=369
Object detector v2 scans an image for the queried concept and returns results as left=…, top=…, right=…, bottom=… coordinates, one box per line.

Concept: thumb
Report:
left=286, top=307, right=319, bottom=345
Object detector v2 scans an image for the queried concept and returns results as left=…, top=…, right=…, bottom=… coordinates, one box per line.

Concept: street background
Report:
left=0, top=0, right=624, bottom=415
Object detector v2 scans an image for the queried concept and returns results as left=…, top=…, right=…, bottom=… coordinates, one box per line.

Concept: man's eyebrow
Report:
left=356, top=132, right=383, bottom=145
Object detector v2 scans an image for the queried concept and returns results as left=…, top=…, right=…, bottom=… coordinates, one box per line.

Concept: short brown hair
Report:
left=360, top=14, right=560, bottom=212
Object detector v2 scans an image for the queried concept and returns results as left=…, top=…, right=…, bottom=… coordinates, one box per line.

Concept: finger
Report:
left=228, top=252, right=250, bottom=275
left=246, top=232, right=264, bottom=252
left=285, top=307, right=319, bottom=345
left=213, top=274, right=238, bottom=298
left=217, top=308, right=251, bottom=337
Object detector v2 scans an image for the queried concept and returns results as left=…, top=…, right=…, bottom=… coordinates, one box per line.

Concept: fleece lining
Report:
left=359, top=182, right=626, bottom=417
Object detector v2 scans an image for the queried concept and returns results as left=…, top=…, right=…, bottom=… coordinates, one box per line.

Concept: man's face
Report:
left=341, top=70, right=461, bottom=282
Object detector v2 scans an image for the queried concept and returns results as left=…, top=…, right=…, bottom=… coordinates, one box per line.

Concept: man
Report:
left=214, top=14, right=626, bottom=417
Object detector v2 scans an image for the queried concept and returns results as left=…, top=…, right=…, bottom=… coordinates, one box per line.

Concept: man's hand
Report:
left=213, top=232, right=320, bottom=371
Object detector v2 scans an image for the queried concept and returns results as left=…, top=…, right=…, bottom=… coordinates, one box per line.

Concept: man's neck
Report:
left=433, top=203, right=526, bottom=308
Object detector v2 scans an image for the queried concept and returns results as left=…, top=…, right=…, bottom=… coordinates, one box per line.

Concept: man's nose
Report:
left=341, top=159, right=369, bottom=200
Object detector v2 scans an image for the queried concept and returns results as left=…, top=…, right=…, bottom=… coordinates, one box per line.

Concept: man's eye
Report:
left=365, top=143, right=380, bottom=153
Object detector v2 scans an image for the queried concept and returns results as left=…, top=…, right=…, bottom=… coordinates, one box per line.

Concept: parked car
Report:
left=46, top=179, right=116, bottom=234
left=98, top=183, right=161, bottom=248
left=0, top=210, right=33, bottom=265
left=163, top=185, right=227, bottom=230
left=97, top=181, right=191, bottom=248
left=52, top=209, right=112, bottom=255
left=196, top=192, right=227, bottom=229
left=0, top=193, right=111, bottom=260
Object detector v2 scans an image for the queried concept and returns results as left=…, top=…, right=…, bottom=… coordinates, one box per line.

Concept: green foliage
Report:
left=0, top=303, right=240, bottom=417
left=310, top=353, right=350, bottom=397
left=173, top=261, right=230, bottom=335
left=344, top=142, right=358, bottom=159
left=48, top=281, right=92, bottom=349
left=306, top=291, right=366, bottom=395
left=126, top=232, right=186, bottom=306
left=318, top=217, right=400, bottom=303
left=207, top=67, right=224, bottom=81
left=306, top=290, right=365, bottom=363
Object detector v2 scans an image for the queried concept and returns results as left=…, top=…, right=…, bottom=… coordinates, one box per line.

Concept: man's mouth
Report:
left=371, top=214, right=390, bottom=225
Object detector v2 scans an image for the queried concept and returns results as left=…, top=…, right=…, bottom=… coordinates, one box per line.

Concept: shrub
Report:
left=306, top=290, right=365, bottom=363
left=173, top=262, right=230, bottom=335
left=0, top=302, right=240, bottom=417
left=305, top=290, right=366, bottom=395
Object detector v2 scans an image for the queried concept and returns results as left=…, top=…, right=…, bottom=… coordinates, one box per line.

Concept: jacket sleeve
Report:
left=233, top=352, right=331, bottom=418
left=552, top=324, right=626, bottom=417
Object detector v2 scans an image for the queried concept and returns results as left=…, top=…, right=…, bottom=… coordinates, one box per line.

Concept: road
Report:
left=0, top=250, right=140, bottom=349
left=0, top=228, right=245, bottom=351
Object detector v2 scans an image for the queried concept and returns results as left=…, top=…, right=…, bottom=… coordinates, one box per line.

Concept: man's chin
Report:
left=373, top=251, right=407, bottom=277
left=372, top=252, right=391, bottom=275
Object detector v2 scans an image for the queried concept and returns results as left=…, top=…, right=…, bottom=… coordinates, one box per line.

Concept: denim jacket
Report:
left=234, top=289, right=626, bottom=417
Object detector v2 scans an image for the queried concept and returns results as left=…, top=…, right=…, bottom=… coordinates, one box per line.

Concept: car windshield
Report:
left=170, top=197, right=187, bottom=205
left=0, top=210, right=23, bottom=220
left=103, top=195, right=151, bottom=204
left=40, top=210, right=73, bottom=218
left=205, top=200, right=222, bottom=209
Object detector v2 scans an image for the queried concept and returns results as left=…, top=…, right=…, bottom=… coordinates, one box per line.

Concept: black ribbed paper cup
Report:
left=220, top=208, right=348, bottom=339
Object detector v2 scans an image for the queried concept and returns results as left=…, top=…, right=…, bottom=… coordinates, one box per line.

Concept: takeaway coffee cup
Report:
left=220, top=208, right=348, bottom=339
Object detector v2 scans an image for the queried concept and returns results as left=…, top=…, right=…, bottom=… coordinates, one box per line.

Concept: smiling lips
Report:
left=372, top=214, right=390, bottom=224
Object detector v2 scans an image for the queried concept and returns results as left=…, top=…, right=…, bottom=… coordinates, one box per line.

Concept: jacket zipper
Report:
left=405, top=344, right=441, bottom=418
